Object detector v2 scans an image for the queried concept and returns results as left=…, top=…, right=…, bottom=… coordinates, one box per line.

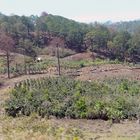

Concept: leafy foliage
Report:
left=5, top=77, right=140, bottom=122
left=0, top=13, right=140, bottom=62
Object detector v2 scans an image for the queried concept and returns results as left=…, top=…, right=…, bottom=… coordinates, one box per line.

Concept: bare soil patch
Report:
left=77, top=64, right=140, bottom=81
left=63, top=52, right=94, bottom=61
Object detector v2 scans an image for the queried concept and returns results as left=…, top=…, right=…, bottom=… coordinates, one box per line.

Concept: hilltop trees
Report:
left=65, top=30, right=85, bottom=52
left=128, top=30, right=140, bottom=62
left=84, top=25, right=110, bottom=51
left=21, top=16, right=34, bottom=36
left=107, top=31, right=131, bottom=60
left=18, top=38, right=37, bottom=60
left=0, top=12, right=140, bottom=62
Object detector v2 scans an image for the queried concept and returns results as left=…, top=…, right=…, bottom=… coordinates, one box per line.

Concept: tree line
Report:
left=0, top=12, right=140, bottom=63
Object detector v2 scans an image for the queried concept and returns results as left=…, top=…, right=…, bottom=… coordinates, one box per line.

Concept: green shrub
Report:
left=5, top=77, right=140, bottom=122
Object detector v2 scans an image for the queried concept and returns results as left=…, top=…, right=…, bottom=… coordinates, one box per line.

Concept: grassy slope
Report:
left=1, top=115, right=140, bottom=140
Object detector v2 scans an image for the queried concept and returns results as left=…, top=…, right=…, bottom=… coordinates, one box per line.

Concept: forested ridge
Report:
left=106, top=20, right=140, bottom=33
left=0, top=12, right=140, bottom=62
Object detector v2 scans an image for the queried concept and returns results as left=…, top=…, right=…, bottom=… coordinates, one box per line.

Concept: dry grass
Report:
left=0, top=115, right=140, bottom=140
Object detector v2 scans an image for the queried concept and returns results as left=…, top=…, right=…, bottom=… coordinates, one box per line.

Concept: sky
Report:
left=0, top=0, right=140, bottom=23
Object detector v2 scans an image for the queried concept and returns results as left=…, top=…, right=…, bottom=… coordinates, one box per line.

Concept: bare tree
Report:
left=56, top=43, right=61, bottom=76
left=0, top=31, right=15, bottom=78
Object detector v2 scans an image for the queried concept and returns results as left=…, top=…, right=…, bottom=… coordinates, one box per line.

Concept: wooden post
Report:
left=16, top=63, right=18, bottom=73
left=91, top=45, right=95, bottom=62
left=56, top=43, right=61, bottom=76
left=22, top=44, right=27, bottom=75
left=24, top=63, right=27, bottom=74
left=29, top=64, right=31, bottom=74
left=6, top=51, right=10, bottom=79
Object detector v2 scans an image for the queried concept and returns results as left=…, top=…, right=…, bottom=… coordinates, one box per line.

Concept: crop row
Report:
left=5, top=77, right=140, bottom=122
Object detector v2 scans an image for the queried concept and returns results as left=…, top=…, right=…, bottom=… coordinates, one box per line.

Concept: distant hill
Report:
left=106, top=20, right=140, bottom=33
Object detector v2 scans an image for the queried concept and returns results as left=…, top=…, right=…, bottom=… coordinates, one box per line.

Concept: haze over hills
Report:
left=1, top=0, right=140, bottom=22
left=105, top=20, right=140, bottom=33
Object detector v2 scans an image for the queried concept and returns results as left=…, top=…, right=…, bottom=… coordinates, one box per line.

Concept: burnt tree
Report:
left=0, top=32, right=15, bottom=78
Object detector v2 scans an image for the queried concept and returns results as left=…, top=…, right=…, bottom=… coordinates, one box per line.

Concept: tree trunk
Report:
left=6, top=51, right=10, bottom=79
left=56, top=43, right=61, bottom=76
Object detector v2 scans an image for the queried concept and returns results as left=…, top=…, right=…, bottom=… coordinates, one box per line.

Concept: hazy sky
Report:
left=0, top=0, right=140, bottom=23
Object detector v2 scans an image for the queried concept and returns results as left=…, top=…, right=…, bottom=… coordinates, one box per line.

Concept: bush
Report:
left=5, top=77, right=140, bottom=121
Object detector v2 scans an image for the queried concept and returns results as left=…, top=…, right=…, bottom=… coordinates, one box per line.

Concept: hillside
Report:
left=0, top=12, right=140, bottom=62
left=0, top=12, right=140, bottom=140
